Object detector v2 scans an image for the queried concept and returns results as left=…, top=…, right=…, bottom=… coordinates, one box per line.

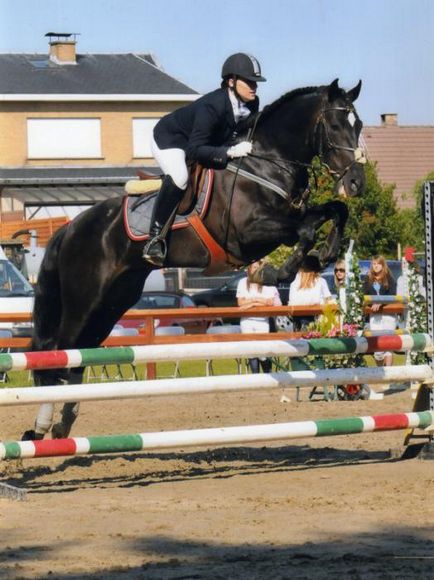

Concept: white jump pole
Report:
left=0, top=365, right=431, bottom=407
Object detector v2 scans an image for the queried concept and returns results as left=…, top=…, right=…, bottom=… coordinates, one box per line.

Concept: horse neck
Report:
left=254, top=94, right=323, bottom=163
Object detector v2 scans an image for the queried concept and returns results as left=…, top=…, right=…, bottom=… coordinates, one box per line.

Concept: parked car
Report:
left=119, top=291, right=220, bottom=334
left=191, top=272, right=245, bottom=308
left=0, top=246, right=34, bottom=336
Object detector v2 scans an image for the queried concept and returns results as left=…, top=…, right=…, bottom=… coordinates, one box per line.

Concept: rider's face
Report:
left=229, top=77, right=257, bottom=102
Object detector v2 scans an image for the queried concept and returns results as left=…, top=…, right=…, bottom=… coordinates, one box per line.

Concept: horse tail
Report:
left=31, top=224, right=68, bottom=352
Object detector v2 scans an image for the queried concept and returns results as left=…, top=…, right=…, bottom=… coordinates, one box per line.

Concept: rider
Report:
left=143, top=52, right=266, bottom=266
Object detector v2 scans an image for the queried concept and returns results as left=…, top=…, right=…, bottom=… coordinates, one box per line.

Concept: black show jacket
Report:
left=153, top=88, right=259, bottom=169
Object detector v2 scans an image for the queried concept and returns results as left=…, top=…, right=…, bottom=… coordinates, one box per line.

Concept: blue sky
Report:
left=1, top=0, right=433, bottom=125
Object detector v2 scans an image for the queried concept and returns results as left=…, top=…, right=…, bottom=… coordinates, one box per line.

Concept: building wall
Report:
left=0, top=100, right=181, bottom=167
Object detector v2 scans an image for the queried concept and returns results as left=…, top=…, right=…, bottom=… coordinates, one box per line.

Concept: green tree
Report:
left=344, top=161, right=401, bottom=257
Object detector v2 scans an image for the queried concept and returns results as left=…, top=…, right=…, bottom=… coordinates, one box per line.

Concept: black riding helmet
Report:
left=221, top=53, right=266, bottom=82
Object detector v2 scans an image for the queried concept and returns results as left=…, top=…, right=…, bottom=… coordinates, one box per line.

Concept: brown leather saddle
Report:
left=123, top=165, right=243, bottom=275
left=123, top=165, right=214, bottom=241
left=132, top=164, right=209, bottom=216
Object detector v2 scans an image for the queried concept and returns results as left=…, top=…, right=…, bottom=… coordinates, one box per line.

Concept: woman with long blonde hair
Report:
left=330, top=259, right=346, bottom=295
left=288, top=253, right=331, bottom=331
left=237, top=259, right=282, bottom=373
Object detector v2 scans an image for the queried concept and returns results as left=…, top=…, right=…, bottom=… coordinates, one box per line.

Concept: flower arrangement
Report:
left=295, top=309, right=366, bottom=400
left=301, top=304, right=364, bottom=370
left=343, top=251, right=365, bottom=328
left=293, top=255, right=368, bottom=400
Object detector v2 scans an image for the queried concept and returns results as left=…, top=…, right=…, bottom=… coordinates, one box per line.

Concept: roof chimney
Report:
left=46, top=32, right=79, bottom=65
left=381, top=113, right=398, bottom=127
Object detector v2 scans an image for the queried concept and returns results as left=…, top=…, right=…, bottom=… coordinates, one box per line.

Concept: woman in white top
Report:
left=237, top=260, right=282, bottom=373
left=288, top=254, right=332, bottom=331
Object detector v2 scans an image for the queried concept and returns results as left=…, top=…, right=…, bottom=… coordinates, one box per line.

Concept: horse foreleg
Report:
left=252, top=201, right=349, bottom=286
left=278, top=201, right=348, bottom=277
left=316, top=201, right=349, bottom=267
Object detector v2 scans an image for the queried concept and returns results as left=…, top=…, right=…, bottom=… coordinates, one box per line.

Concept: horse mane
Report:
left=261, top=85, right=327, bottom=119
left=237, top=83, right=348, bottom=136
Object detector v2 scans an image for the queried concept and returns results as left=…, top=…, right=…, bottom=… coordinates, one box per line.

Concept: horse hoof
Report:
left=51, top=423, right=70, bottom=439
left=21, top=430, right=44, bottom=441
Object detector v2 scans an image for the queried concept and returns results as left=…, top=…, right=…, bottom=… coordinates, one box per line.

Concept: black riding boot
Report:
left=143, top=175, right=185, bottom=266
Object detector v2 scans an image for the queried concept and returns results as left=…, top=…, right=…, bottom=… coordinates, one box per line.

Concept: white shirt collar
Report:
left=228, top=89, right=251, bottom=123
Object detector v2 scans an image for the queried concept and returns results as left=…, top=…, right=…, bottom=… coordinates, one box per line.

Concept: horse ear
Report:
left=347, top=80, right=362, bottom=102
left=327, top=79, right=340, bottom=102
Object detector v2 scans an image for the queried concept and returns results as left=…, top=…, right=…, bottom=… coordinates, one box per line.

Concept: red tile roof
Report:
left=362, top=124, right=434, bottom=209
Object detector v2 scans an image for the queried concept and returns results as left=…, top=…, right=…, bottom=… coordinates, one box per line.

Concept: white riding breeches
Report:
left=150, top=135, right=189, bottom=190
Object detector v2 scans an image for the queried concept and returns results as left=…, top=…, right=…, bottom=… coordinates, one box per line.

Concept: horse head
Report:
left=252, top=79, right=365, bottom=202
left=316, top=78, right=365, bottom=198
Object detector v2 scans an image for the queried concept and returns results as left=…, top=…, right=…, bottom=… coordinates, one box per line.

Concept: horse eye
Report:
left=331, top=124, right=340, bottom=131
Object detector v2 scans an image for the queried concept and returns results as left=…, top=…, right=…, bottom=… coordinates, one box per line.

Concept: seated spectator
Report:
left=237, top=260, right=282, bottom=374
left=288, top=253, right=332, bottom=331
left=364, top=255, right=397, bottom=367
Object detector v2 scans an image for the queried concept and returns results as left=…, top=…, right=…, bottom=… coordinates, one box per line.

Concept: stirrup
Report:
left=143, top=236, right=167, bottom=266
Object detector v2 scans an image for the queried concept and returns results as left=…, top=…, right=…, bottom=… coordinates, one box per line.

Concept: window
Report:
left=134, top=293, right=179, bottom=309
left=132, top=118, right=159, bottom=158
left=181, top=296, right=196, bottom=307
left=0, top=260, right=34, bottom=297
left=27, top=118, right=101, bottom=158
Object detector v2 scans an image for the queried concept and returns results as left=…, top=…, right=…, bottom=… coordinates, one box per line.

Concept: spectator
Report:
left=328, top=259, right=346, bottom=296
left=363, top=255, right=397, bottom=367
left=288, top=253, right=332, bottom=331
left=237, top=260, right=282, bottom=373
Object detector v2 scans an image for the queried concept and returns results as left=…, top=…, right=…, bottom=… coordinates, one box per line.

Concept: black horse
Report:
left=24, top=79, right=365, bottom=440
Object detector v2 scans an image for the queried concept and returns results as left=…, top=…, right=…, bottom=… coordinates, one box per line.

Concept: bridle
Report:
left=315, top=105, right=366, bottom=181
left=246, top=103, right=366, bottom=184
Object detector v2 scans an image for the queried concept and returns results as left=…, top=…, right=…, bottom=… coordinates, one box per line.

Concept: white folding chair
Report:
left=0, top=329, right=12, bottom=383
left=205, top=324, right=243, bottom=375
left=154, top=326, right=185, bottom=377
